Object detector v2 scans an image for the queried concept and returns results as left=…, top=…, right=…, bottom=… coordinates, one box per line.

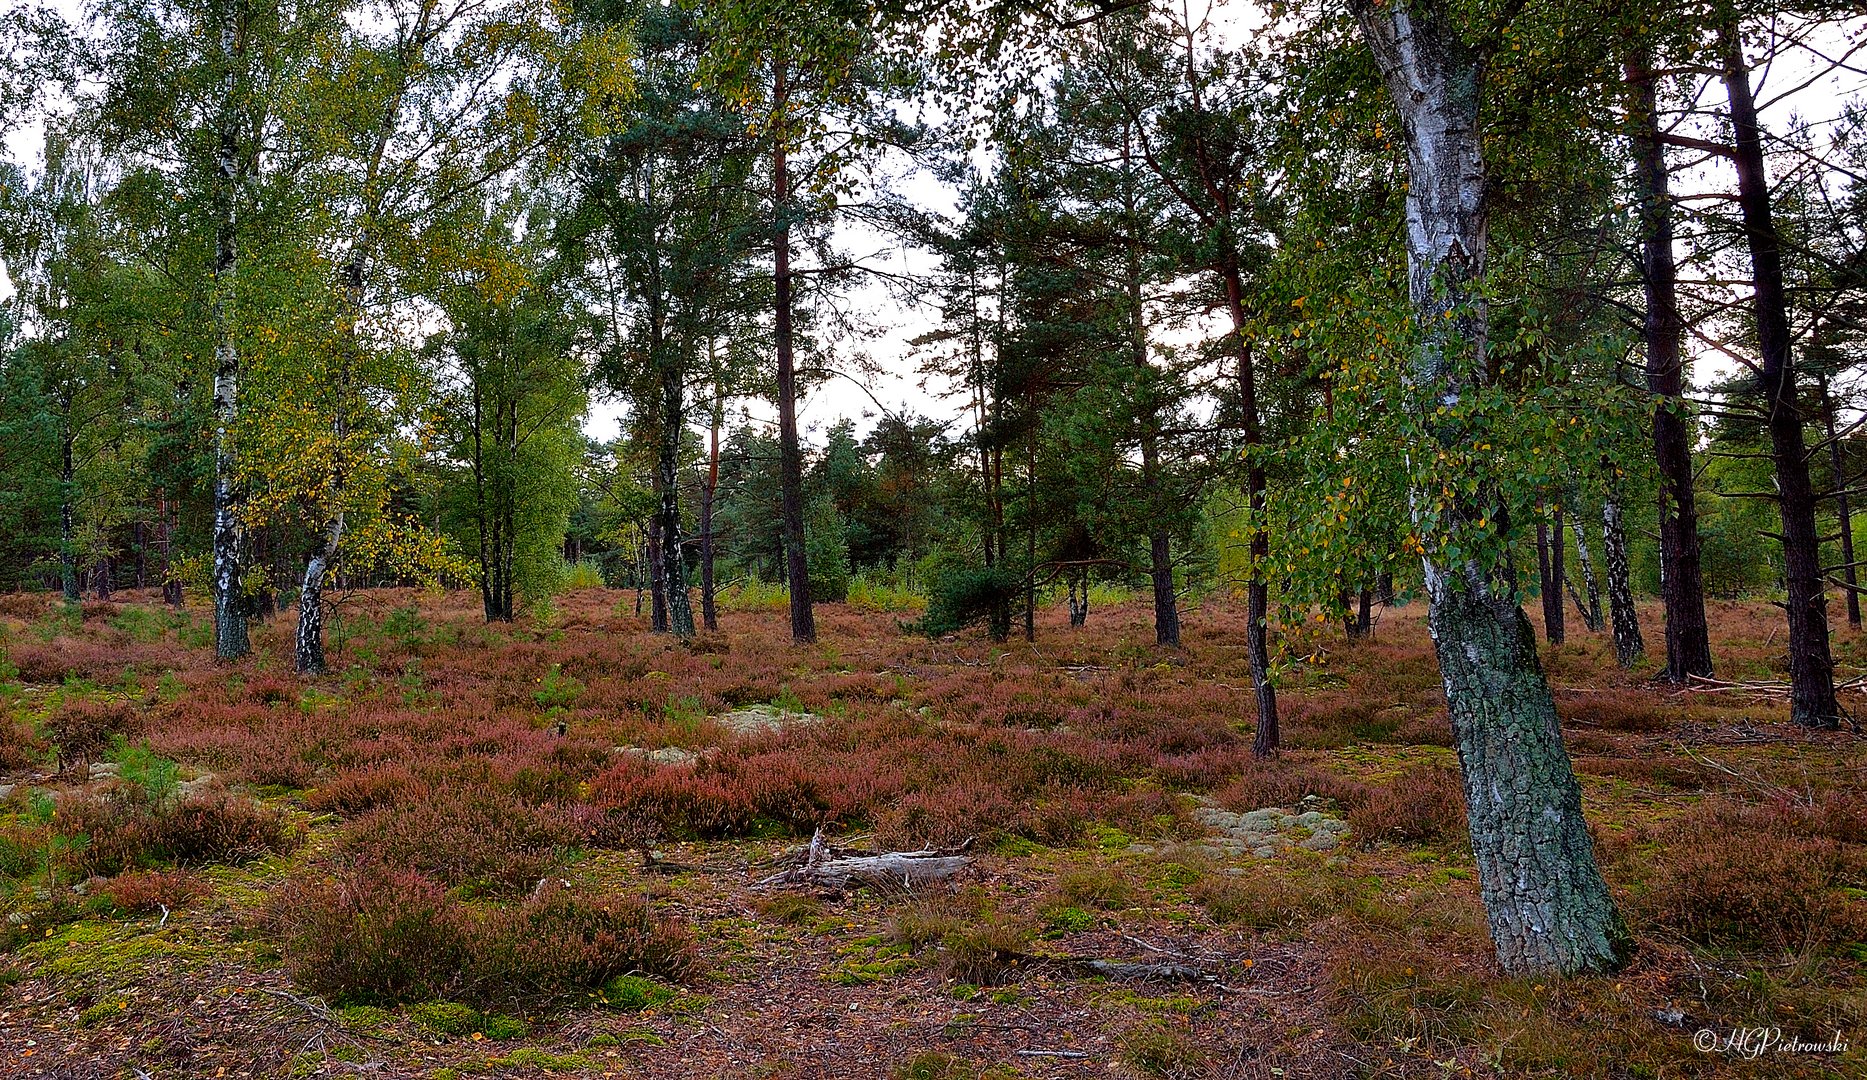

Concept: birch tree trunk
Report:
left=209, top=0, right=249, bottom=660
left=1567, top=513, right=1603, bottom=632
left=1602, top=494, right=1643, bottom=668
left=658, top=360, right=695, bottom=640
left=1351, top=0, right=1630, bottom=976
left=1722, top=21, right=1839, bottom=728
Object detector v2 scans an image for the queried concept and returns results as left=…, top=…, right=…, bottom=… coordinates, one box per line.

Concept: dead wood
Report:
left=755, top=828, right=973, bottom=891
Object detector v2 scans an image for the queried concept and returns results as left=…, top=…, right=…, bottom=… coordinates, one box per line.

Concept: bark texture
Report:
left=1567, top=513, right=1603, bottom=633
left=209, top=0, right=249, bottom=660
left=1603, top=495, right=1644, bottom=668
left=1723, top=24, right=1839, bottom=728
left=1626, top=50, right=1714, bottom=682
left=1352, top=0, right=1631, bottom=975
left=772, top=59, right=815, bottom=644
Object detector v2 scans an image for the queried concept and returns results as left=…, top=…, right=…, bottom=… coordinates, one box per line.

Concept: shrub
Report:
left=1348, top=767, right=1466, bottom=845
left=1118, top=1023, right=1206, bottom=1078
left=913, top=565, right=1017, bottom=640
left=1190, top=865, right=1353, bottom=931
left=46, top=699, right=140, bottom=773
left=270, top=862, right=474, bottom=1003
left=98, top=869, right=206, bottom=914
left=341, top=787, right=573, bottom=895
left=938, top=916, right=1032, bottom=985
left=1209, top=757, right=1368, bottom=812
left=57, top=786, right=299, bottom=877
left=268, top=862, right=701, bottom=1006
left=1635, top=799, right=1867, bottom=953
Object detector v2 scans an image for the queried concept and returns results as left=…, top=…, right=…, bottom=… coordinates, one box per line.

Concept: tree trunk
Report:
left=1123, top=119, right=1180, bottom=647
left=700, top=400, right=720, bottom=632
left=1821, top=373, right=1860, bottom=629
left=1219, top=268, right=1278, bottom=757
left=1567, top=512, right=1603, bottom=632
left=1626, top=49, right=1714, bottom=682
left=1353, top=0, right=1630, bottom=976
left=59, top=428, right=77, bottom=603
left=772, top=59, right=815, bottom=645
left=658, top=365, right=695, bottom=640
left=1723, top=22, right=1839, bottom=728
left=1536, top=519, right=1564, bottom=645
left=648, top=516, right=669, bottom=634
left=1068, top=570, right=1088, bottom=627
left=209, top=0, right=249, bottom=659
left=1602, top=493, right=1643, bottom=667
left=1356, top=586, right=1372, bottom=638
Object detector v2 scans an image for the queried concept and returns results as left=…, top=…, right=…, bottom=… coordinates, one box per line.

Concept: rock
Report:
left=0, top=783, right=14, bottom=801
left=715, top=704, right=820, bottom=736
left=88, top=762, right=120, bottom=781
left=614, top=745, right=704, bottom=767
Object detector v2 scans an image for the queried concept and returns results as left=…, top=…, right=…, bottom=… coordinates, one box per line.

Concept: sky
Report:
left=4, top=2, right=1864, bottom=445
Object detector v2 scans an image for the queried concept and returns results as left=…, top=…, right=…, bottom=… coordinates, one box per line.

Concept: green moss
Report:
left=1041, top=905, right=1096, bottom=933
left=484, top=1048, right=592, bottom=1072
left=596, top=974, right=676, bottom=1011
left=409, top=1000, right=480, bottom=1037
left=479, top=1012, right=529, bottom=1040
left=76, top=998, right=129, bottom=1026
left=20, top=920, right=203, bottom=992
left=337, top=1003, right=393, bottom=1034
left=585, top=1033, right=619, bottom=1047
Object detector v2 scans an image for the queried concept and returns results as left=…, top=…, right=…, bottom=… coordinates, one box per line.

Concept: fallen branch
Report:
left=755, top=828, right=972, bottom=891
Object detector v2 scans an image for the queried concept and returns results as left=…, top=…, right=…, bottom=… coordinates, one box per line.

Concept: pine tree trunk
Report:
left=1219, top=267, right=1278, bottom=756
left=1723, top=22, right=1839, bottom=728
left=1626, top=50, right=1714, bottom=682
left=1353, top=0, right=1631, bottom=976
left=772, top=59, right=815, bottom=645
left=59, top=430, right=77, bottom=603
left=1821, top=374, right=1860, bottom=629
left=1357, top=586, right=1373, bottom=638
left=1537, top=519, right=1564, bottom=645
left=1602, top=494, right=1643, bottom=667
left=700, top=405, right=720, bottom=633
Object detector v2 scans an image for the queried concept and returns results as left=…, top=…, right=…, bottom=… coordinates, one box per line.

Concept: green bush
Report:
left=914, top=565, right=1017, bottom=640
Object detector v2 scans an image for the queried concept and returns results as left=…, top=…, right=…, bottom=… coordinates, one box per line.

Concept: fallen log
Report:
left=1055, top=957, right=1208, bottom=982
left=755, top=828, right=972, bottom=891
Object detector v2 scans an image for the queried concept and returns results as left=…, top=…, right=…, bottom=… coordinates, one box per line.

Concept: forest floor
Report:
left=1, top=587, right=1863, bottom=1079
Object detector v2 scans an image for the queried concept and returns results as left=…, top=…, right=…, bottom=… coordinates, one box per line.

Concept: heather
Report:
left=0, top=589, right=1861, bottom=1077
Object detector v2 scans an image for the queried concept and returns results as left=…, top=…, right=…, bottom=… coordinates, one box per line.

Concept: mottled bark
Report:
left=1567, top=513, right=1603, bottom=632
left=648, top=516, right=668, bottom=634
left=1068, top=570, right=1089, bottom=627
left=1626, top=50, right=1713, bottom=682
left=1602, top=494, right=1643, bottom=668
left=1723, top=23, right=1839, bottom=728
left=1352, top=0, right=1631, bottom=975
left=208, top=0, right=249, bottom=660
left=772, top=59, right=815, bottom=644
left=657, top=362, right=695, bottom=641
